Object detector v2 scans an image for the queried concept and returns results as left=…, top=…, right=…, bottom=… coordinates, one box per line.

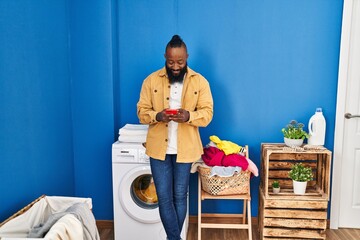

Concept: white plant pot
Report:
left=284, top=137, right=304, bottom=147
left=292, top=180, right=307, bottom=195
left=273, top=187, right=280, bottom=194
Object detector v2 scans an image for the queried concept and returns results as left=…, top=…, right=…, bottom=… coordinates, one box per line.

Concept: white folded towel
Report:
left=118, top=124, right=148, bottom=136
left=118, top=135, right=147, bottom=143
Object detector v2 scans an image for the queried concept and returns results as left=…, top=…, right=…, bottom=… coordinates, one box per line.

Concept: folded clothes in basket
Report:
left=190, top=159, right=209, bottom=173
left=42, top=214, right=83, bottom=239
left=0, top=196, right=99, bottom=240
left=209, top=135, right=243, bottom=155
left=202, top=146, right=249, bottom=169
left=28, top=202, right=99, bottom=240
left=209, top=166, right=242, bottom=177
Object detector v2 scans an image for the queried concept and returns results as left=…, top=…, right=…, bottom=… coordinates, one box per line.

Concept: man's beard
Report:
left=165, top=63, right=187, bottom=84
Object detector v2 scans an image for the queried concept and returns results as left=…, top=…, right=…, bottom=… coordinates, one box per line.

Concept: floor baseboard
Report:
left=96, top=220, right=114, bottom=229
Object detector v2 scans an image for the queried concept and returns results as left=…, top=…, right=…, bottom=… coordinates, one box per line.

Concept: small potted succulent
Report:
left=272, top=180, right=280, bottom=194
left=288, top=163, right=313, bottom=194
left=281, top=120, right=309, bottom=147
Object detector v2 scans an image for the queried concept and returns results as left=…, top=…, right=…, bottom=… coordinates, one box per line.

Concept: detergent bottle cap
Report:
left=316, top=108, right=322, bottom=113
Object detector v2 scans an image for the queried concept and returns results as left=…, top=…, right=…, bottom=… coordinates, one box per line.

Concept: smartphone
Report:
left=165, top=109, right=178, bottom=115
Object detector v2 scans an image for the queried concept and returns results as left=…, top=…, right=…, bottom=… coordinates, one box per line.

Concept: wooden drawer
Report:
left=259, top=188, right=328, bottom=240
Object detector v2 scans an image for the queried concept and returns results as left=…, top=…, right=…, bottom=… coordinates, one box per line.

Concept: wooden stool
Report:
left=197, top=145, right=252, bottom=240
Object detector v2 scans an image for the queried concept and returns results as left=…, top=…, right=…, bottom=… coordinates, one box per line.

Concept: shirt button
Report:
left=165, top=139, right=168, bottom=142
left=166, top=97, right=169, bottom=100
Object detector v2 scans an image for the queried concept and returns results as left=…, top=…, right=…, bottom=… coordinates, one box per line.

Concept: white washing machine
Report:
left=112, top=141, right=188, bottom=240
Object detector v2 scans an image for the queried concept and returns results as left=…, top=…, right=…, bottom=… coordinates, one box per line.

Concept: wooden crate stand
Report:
left=258, top=143, right=332, bottom=240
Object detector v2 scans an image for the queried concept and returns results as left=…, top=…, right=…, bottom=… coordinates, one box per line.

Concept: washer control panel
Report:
left=112, top=141, right=149, bottom=163
left=138, top=148, right=150, bottom=163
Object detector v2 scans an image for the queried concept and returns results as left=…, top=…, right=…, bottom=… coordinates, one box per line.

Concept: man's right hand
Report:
left=156, top=110, right=171, bottom=123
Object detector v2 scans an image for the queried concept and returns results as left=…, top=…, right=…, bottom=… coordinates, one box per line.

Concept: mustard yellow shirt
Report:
left=137, top=67, right=214, bottom=163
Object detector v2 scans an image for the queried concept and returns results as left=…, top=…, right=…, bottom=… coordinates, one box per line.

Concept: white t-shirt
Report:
left=166, top=81, right=183, bottom=154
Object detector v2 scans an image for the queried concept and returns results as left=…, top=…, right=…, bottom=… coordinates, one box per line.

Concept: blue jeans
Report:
left=150, top=155, right=191, bottom=240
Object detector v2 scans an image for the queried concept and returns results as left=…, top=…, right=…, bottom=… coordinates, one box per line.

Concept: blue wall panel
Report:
left=116, top=0, right=178, bottom=130
left=0, top=1, right=74, bottom=221
left=69, top=0, right=116, bottom=220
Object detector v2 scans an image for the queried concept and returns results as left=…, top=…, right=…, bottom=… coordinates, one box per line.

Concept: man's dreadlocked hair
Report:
left=166, top=35, right=187, bottom=52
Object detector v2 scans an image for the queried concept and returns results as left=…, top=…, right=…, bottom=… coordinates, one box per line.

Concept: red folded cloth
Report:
left=202, top=146, right=249, bottom=170
left=202, top=146, right=224, bottom=166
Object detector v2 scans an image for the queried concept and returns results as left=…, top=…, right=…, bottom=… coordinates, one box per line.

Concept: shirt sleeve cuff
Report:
left=149, top=112, right=158, bottom=124
left=187, top=112, right=192, bottom=124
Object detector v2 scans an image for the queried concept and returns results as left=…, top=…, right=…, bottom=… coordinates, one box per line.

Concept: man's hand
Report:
left=156, top=108, right=189, bottom=123
left=156, top=110, right=171, bottom=123
left=169, top=108, right=189, bottom=123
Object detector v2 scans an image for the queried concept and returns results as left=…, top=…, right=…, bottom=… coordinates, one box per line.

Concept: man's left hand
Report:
left=169, top=108, right=189, bottom=123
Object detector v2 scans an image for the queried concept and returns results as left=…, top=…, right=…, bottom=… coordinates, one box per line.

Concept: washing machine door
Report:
left=119, top=165, right=161, bottom=224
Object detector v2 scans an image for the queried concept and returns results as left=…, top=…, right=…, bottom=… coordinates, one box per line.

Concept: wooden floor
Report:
left=97, top=219, right=360, bottom=240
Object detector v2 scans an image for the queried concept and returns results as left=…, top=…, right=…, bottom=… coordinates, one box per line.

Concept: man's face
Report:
left=165, top=46, right=188, bottom=82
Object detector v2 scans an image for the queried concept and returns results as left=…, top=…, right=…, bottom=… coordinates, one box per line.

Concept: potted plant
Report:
left=288, top=163, right=313, bottom=194
left=281, top=120, right=309, bottom=147
left=272, top=180, right=280, bottom=194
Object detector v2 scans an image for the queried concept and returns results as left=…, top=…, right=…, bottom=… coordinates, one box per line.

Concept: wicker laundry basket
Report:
left=198, top=167, right=250, bottom=196
left=0, top=195, right=46, bottom=228
left=0, top=195, right=95, bottom=240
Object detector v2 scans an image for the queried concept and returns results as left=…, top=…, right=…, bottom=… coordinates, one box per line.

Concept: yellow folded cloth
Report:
left=209, top=135, right=242, bottom=155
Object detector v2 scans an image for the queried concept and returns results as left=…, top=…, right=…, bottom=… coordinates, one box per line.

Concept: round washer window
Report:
left=130, top=174, right=158, bottom=209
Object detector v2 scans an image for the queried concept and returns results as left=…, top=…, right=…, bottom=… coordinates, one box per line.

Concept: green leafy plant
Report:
left=288, top=163, right=313, bottom=182
left=272, top=180, right=280, bottom=188
left=281, top=120, right=309, bottom=140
